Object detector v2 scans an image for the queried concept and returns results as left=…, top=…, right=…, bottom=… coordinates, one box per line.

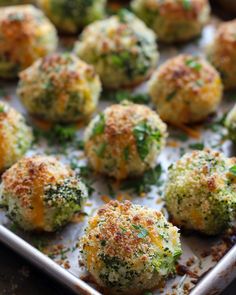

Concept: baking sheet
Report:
left=0, top=17, right=236, bottom=295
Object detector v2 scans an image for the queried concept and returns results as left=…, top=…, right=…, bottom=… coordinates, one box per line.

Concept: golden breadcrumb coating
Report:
left=17, top=53, right=101, bottom=122
left=132, top=0, right=210, bottom=43
left=165, top=149, right=236, bottom=235
left=37, top=0, right=107, bottom=33
left=74, top=10, right=159, bottom=89
left=207, top=20, right=236, bottom=90
left=149, top=54, right=222, bottom=125
left=84, top=102, right=167, bottom=180
left=0, top=5, right=58, bottom=78
left=1, top=155, right=87, bottom=231
left=0, top=101, right=33, bottom=173
left=80, top=200, right=182, bottom=294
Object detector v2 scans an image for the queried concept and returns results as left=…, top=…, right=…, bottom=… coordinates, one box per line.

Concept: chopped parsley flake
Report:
left=103, top=90, right=150, bottom=104
left=182, top=0, right=191, bottom=10
left=189, top=142, right=204, bottom=150
left=92, top=114, right=105, bottom=137
left=133, top=121, right=161, bottom=160
left=0, top=104, right=5, bottom=113
left=122, top=164, right=162, bottom=194
left=229, top=165, right=236, bottom=176
left=185, top=58, right=202, bottom=71
left=132, top=224, right=148, bottom=238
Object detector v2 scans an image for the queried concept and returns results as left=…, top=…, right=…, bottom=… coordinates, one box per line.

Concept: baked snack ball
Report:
left=165, top=149, right=236, bottom=235
left=37, top=0, right=107, bottom=34
left=149, top=54, right=223, bottom=125
left=1, top=155, right=88, bottom=232
left=207, top=20, right=236, bottom=90
left=74, top=10, right=159, bottom=89
left=131, top=0, right=210, bottom=43
left=0, top=5, right=58, bottom=78
left=17, top=53, right=102, bottom=123
left=84, top=102, right=167, bottom=180
left=0, top=101, right=33, bottom=174
left=80, top=200, right=182, bottom=294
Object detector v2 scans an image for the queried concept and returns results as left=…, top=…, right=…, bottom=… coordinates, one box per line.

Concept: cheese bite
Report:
left=0, top=5, right=58, bottom=78
left=84, top=102, right=167, bottom=180
left=80, top=200, right=182, bottom=294
left=165, top=149, right=236, bottom=235
left=74, top=10, right=159, bottom=89
left=0, top=101, right=33, bottom=173
left=1, top=155, right=87, bottom=232
left=149, top=54, right=222, bottom=125
left=131, top=0, right=210, bottom=43
left=37, top=0, right=107, bottom=34
left=17, top=53, right=101, bottom=123
left=207, top=20, right=236, bottom=90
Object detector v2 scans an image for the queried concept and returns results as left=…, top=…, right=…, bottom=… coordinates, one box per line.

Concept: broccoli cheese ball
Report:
left=225, top=104, right=236, bottom=143
left=74, top=10, right=159, bottom=89
left=207, top=20, right=236, bottom=90
left=84, top=102, right=167, bottom=180
left=1, top=156, right=87, bottom=232
left=37, top=0, right=107, bottom=34
left=17, top=53, right=101, bottom=123
left=149, top=54, right=223, bottom=125
left=80, top=200, right=182, bottom=294
left=0, top=101, right=33, bottom=174
left=131, top=0, right=210, bottom=43
left=0, top=5, right=58, bottom=78
left=165, top=149, right=236, bottom=235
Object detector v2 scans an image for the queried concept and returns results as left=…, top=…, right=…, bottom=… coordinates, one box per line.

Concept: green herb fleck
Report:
left=122, top=164, right=162, bottom=194
left=189, top=142, right=204, bottom=150
left=0, top=104, right=5, bottom=113
left=92, top=114, right=105, bottom=137
left=229, top=165, right=236, bottom=176
left=182, top=0, right=191, bottom=10
left=132, top=224, right=148, bottom=238
left=166, top=91, right=177, bottom=101
left=103, top=90, right=150, bottom=104
left=186, top=58, right=202, bottom=71
left=133, top=121, right=161, bottom=160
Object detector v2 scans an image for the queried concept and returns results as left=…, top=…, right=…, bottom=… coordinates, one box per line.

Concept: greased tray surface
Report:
left=0, top=16, right=236, bottom=295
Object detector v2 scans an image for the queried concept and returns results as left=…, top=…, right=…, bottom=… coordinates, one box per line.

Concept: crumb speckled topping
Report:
left=17, top=53, right=101, bottom=123
left=207, top=20, right=236, bottom=90
left=0, top=5, right=58, bottom=78
left=149, top=54, right=222, bottom=125
left=74, top=10, right=159, bottom=89
left=132, top=0, right=210, bottom=43
left=38, top=0, right=107, bottom=34
left=80, top=200, right=182, bottom=294
left=0, top=101, right=33, bottom=173
left=1, top=155, right=87, bottom=232
left=84, top=102, right=167, bottom=180
left=165, top=149, right=236, bottom=235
